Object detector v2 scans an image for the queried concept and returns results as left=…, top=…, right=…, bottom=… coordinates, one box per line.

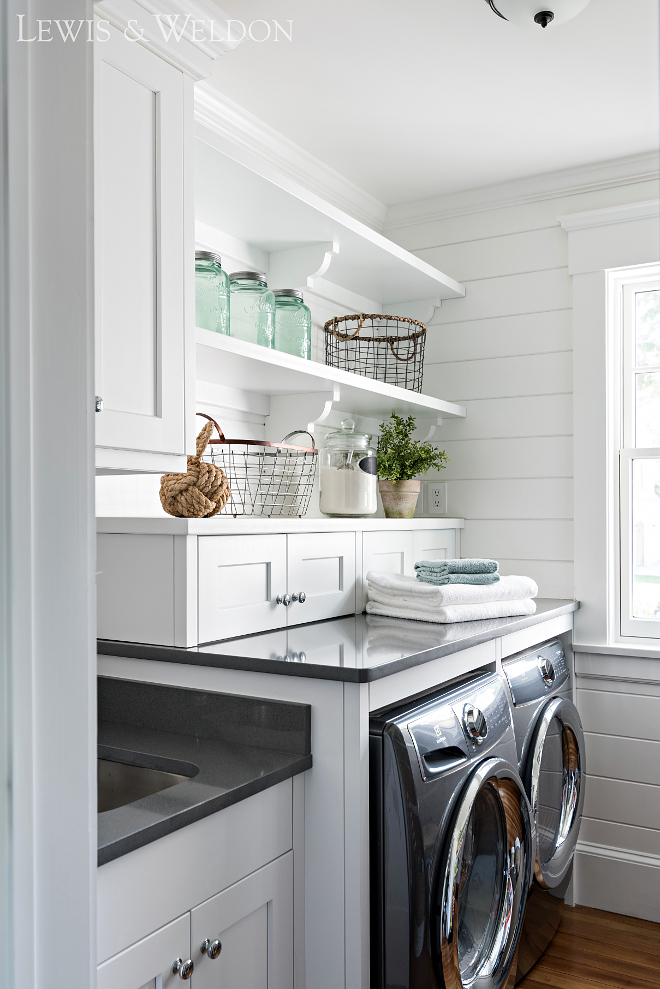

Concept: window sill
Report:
left=573, top=641, right=660, bottom=660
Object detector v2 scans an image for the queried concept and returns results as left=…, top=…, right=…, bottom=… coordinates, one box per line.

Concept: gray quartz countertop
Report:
left=97, top=677, right=311, bottom=866
left=98, top=599, right=579, bottom=684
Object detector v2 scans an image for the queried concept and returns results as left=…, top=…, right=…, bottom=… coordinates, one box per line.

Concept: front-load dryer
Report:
left=501, top=639, right=585, bottom=983
left=370, top=672, right=535, bottom=989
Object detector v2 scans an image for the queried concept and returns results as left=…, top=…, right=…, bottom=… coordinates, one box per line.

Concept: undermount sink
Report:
left=98, top=754, right=197, bottom=814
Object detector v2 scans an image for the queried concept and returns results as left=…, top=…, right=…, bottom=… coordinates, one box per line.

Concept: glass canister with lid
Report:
left=229, top=271, right=275, bottom=349
left=319, top=420, right=378, bottom=517
left=195, top=251, right=229, bottom=334
left=273, top=289, right=312, bottom=360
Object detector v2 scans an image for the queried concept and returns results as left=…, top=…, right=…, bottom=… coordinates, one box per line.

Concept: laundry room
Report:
left=1, top=1, right=659, bottom=988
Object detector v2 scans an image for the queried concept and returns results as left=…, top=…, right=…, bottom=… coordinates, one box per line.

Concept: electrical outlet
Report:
left=427, top=482, right=447, bottom=515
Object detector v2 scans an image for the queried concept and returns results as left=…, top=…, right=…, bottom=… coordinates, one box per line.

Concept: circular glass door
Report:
left=435, top=758, right=533, bottom=989
left=526, top=697, right=585, bottom=889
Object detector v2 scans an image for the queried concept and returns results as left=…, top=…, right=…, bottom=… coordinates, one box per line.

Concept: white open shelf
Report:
left=194, top=134, right=465, bottom=311
left=196, top=329, right=467, bottom=424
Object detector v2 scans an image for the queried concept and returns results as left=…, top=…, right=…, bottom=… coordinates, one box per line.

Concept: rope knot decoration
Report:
left=160, top=419, right=231, bottom=518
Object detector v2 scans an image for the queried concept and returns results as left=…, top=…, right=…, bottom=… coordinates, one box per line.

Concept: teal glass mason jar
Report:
left=195, top=250, right=229, bottom=334
left=273, top=289, right=312, bottom=360
left=229, top=271, right=275, bottom=348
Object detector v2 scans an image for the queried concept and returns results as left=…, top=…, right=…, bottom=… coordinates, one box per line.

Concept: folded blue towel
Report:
left=415, top=571, right=501, bottom=586
left=414, top=558, right=499, bottom=575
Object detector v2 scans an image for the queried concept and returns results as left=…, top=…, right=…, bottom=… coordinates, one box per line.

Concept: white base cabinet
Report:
left=97, top=519, right=463, bottom=647
left=98, top=914, right=191, bottom=989
left=98, top=780, right=297, bottom=989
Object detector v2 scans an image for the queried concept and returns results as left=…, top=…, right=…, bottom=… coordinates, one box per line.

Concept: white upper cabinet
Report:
left=94, top=23, right=192, bottom=472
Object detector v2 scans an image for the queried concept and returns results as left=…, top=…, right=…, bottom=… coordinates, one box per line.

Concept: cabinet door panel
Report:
left=287, top=532, right=356, bottom=624
left=198, top=535, right=287, bottom=642
left=191, top=853, right=293, bottom=989
left=95, top=24, right=187, bottom=457
left=362, top=530, right=415, bottom=578
left=413, top=528, right=457, bottom=564
left=98, top=914, right=190, bottom=989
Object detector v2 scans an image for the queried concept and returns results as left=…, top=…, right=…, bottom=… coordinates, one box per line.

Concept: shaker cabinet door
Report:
left=190, top=853, right=293, bottom=989
left=286, top=531, right=356, bottom=625
left=97, top=914, right=191, bottom=989
left=198, top=534, right=287, bottom=642
left=413, top=528, right=457, bottom=564
left=94, top=23, right=189, bottom=467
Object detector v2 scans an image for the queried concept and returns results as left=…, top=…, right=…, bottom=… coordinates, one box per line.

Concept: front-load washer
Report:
left=501, top=639, right=585, bottom=983
left=370, top=672, right=535, bottom=989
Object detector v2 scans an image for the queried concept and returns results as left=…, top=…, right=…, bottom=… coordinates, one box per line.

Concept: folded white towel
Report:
left=366, top=571, right=538, bottom=606
left=365, top=598, right=537, bottom=624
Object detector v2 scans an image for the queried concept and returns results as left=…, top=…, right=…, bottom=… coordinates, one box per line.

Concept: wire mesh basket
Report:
left=198, top=414, right=318, bottom=517
left=324, top=313, right=427, bottom=392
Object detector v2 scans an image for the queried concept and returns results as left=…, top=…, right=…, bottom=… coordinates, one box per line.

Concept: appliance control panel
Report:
left=407, top=703, right=468, bottom=781
left=452, top=675, right=511, bottom=753
left=503, top=639, right=568, bottom=706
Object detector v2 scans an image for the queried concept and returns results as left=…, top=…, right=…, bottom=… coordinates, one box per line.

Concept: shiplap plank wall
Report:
left=391, top=176, right=659, bottom=599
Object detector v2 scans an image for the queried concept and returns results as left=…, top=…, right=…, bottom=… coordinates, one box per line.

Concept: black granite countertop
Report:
left=97, top=677, right=311, bottom=865
left=98, top=599, right=579, bottom=684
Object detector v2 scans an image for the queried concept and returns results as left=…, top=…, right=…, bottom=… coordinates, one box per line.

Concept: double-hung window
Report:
left=619, top=267, right=660, bottom=639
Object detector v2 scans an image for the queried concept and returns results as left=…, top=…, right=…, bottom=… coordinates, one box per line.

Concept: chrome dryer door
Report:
left=525, top=696, right=585, bottom=890
left=435, top=758, right=534, bottom=989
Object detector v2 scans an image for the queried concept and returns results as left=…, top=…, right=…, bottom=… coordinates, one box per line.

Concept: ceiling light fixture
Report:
left=484, top=0, right=592, bottom=28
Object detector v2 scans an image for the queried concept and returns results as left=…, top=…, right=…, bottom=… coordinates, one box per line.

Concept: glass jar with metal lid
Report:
left=229, top=271, right=275, bottom=349
left=195, top=251, right=229, bottom=335
left=319, top=419, right=378, bottom=517
left=273, top=289, right=312, bottom=360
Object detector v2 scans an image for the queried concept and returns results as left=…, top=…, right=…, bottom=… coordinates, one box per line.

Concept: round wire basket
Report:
left=324, top=313, right=427, bottom=392
left=198, top=414, right=318, bottom=517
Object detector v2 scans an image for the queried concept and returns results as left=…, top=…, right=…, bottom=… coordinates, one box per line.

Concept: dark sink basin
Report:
left=98, top=751, right=198, bottom=814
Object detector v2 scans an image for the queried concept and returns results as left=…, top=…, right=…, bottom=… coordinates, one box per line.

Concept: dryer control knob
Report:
left=538, top=657, right=556, bottom=685
left=463, top=705, right=488, bottom=743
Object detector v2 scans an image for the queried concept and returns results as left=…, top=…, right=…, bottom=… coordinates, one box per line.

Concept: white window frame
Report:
left=617, top=268, right=660, bottom=639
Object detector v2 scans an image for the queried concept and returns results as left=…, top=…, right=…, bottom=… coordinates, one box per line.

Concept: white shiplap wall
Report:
left=387, top=170, right=660, bottom=921
left=573, top=655, right=660, bottom=922
left=388, top=176, right=660, bottom=599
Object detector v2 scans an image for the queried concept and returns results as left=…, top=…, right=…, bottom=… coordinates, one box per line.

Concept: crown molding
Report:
left=383, top=152, right=660, bottom=231
left=95, top=0, right=239, bottom=79
left=559, top=199, right=660, bottom=231
left=194, top=81, right=387, bottom=230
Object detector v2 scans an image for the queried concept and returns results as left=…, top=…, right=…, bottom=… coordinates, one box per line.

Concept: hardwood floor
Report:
left=518, top=905, right=660, bottom=989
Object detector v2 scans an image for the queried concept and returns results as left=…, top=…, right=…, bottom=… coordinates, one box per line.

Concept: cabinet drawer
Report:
left=287, top=531, right=356, bottom=625
left=97, top=913, right=190, bottom=989
left=198, top=534, right=287, bottom=642
left=190, top=853, right=293, bottom=989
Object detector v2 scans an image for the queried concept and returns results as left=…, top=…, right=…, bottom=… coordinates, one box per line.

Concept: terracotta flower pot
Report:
left=378, top=478, right=421, bottom=519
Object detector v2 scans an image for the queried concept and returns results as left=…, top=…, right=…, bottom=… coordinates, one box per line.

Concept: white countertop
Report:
left=96, top=516, right=465, bottom=534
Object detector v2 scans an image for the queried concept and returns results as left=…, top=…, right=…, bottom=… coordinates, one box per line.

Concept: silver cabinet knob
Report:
left=172, top=958, right=194, bottom=979
left=298, top=591, right=306, bottom=603
left=94, top=396, right=103, bottom=412
left=538, top=657, right=556, bottom=685
left=463, top=705, right=488, bottom=743
left=201, top=938, right=222, bottom=960
left=276, top=594, right=291, bottom=607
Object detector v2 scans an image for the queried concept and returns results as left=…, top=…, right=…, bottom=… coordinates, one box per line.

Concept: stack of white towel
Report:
left=365, top=569, right=538, bottom=624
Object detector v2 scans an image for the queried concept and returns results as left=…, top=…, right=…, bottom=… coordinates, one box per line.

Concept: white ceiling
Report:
left=207, top=0, right=659, bottom=207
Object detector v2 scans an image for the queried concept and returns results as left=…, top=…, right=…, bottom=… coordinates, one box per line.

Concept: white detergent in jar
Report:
left=318, top=420, right=378, bottom=518
left=320, top=465, right=377, bottom=516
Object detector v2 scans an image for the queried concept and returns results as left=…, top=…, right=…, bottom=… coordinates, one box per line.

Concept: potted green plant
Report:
left=377, top=413, right=449, bottom=518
